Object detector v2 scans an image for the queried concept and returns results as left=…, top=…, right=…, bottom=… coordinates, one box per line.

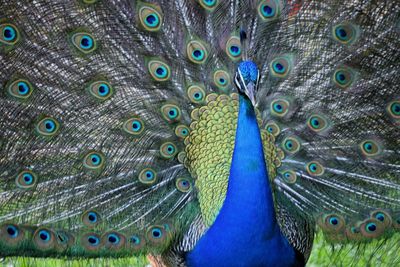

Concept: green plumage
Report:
left=0, top=0, right=399, bottom=266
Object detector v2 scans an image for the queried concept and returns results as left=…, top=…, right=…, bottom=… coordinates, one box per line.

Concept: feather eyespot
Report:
left=139, top=5, right=163, bottom=32
left=282, top=137, right=300, bottom=154
left=33, top=228, right=56, bottom=250
left=333, top=67, right=355, bottom=89
left=360, top=219, right=385, bottom=238
left=176, top=178, right=192, bottom=192
left=88, top=81, right=113, bottom=101
left=123, top=118, right=144, bottom=136
left=333, top=22, right=359, bottom=45
left=103, top=232, right=125, bottom=249
left=16, top=170, right=38, bottom=189
left=265, top=121, right=281, bottom=137
left=83, top=151, right=106, bottom=170
left=370, top=210, right=392, bottom=228
left=270, top=56, right=291, bottom=78
left=161, top=104, right=181, bottom=122
left=36, top=117, right=60, bottom=137
left=281, top=170, right=297, bottom=184
left=225, top=36, right=241, bottom=60
left=175, top=125, right=190, bottom=138
left=139, top=168, right=157, bottom=185
left=129, top=234, right=145, bottom=250
left=148, top=60, right=171, bottom=81
left=71, top=32, right=97, bottom=53
left=270, top=99, right=289, bottom=117
left=306, top=161, right=324, bottom=176
left=307, top=115, right=329, bottom=132
left=213, top=70, right=230, bottom=90
left=319, top=214, right=345, bottom=233
left=258, top=0, right=281, bottom=21
left=146, top=225, right=167, bottom=244
left=160, top=142, right=177, bottom=159
left=82, top=210, right=101, bottom=227
left=199, top=0, right=218, bottom=11
left=81, top=233, right=101, bottom=251
left=1, top=224, right=24, bottom=244
left=359, top=140, right=381, bottom=157
left=0, top=23, right=20, bottom=45
left=187, top=40, right=208, bottom=64
left=187, top=85, right=206, bottom=103
left=7, top=79, right=34, bottom=100
left=387, top=101, right=400, bottom=119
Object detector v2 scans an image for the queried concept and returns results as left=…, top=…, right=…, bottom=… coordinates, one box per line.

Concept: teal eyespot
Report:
left=160, top=142, right=177, bottom=159
left=187, top=85, right=206, bottom=104
left=269, top=56, right=291, bottom=78
left=265, top=121, right=280, bottom=137
left=187, top=40, right=208, bottom=64
left=6, top=225, right=19, bottom=238
left=36, top=117, right=60, bottom=137
left=139, top=168, right=157, bottom=185
left=199, top=0, right=218, bottom=10
left=175, top=125, right=190, bottom=138
left=225, top=36, right=241, bottom=60
left=129, top=234, right=145, bottom=250
left=146, top=225, right=167, bottom=244
left=333, top=22, right=359, bottom=45
left=270, top=99, right=289, bottom=117
left=176, top=178, right=192, bottom=192
left=333, top=67, right=354, bottom=89
left=7, top=79, right=34, bottom=100
left=148, top=60, right=171, bottom=81
left=258, top=0, right=281, bottom=21
left=123, top=117, right=144, bottom=136
left=82, top=210, right=101, bottom=227
left=360, top=140, right=381, bottom=157
left=365, top=222, right=376, bottom=233
left=88, top=235, right=100, bottom=246
left=0, top=23, right=20, bottom=45
left=16, top=170, right=38, bottom=189
left=320, top=214, right=345, bottom=233
left=306, top=161, right=324, bottom=176
left=71, top=32, right=97, bottom=54
left=282, top=137, right=300, bottom=154
left=213, top=70, right=230, bottom=89
left=161, top=104, right=181, bottom=122
left=282, top=170, right=297, bottom=184
left=103, top=232, right=125, bottom=249
left=33, top=228, right=55, bottom=250
left=83, top=151, right=106, bottom=171
left=88, top=81, right=113, bottom=101
left=307, top=114, right=329, bottom=132
left=387, top=101, right=400, bottom=119
left=139, top=5, right=163, bottom=32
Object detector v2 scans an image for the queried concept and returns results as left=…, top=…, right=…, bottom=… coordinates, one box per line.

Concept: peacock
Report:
left=0, top=0, right=399, bottom=266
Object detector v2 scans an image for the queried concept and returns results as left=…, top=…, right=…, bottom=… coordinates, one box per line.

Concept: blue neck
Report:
left=187, top=95, right=301, bottom=266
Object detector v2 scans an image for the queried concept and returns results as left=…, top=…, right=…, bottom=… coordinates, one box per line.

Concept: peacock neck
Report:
left=187, top=94, right=301, bottom=266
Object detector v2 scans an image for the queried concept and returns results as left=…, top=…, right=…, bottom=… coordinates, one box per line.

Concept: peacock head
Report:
left=234, top=60, right=260, bottom=106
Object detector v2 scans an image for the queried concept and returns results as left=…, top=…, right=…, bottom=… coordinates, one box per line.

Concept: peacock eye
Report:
left=71, top=32, right=97, bottom=53
left=161, top=104, right=181, bottom=122
left=160, top=142, right=178, bottom=159
left=123, top=118, right=144, bottom=135
left=83, top=151, right=106, bottom=170
left=175, top=125, right=190, bottom=138
left=282, top=137, right=300, bottom=154
left=187, top=40, right=208, bottom=64
left=146, top=225, right=167, bottom=244
left=88, top=81, right=113, bottom=101
left=0, top=23, right=20, bottom=45
left=270, top=56, right=291, bottom=78
left=213, top=70, right=230, bottom=89
left=225, top=36, right=241, bottom=60
left=387, top=100, right=400, bottom=119
left=270, top=99, right=290, bottom=117
left=16, top=170, right=38, bottom=189
left=176, top=178, right=192, bottom=192
left=36, top=117, right=60, bottom=137
left=148, top=60, right=171, bottom=81
left=258, top=0, right=281, bottom=21
left=333, top=22, right=359, bottom=45
left=199, top=0, right=218, bottom=10
left=139, top=5, right=163, bottom=32
left=187, top=85, right=205, bottom=103
left=307, top=114, right=329, bottom=132
left=306, top=161, right=324, bottom=176
left=139, top=168, right=157, bottom=185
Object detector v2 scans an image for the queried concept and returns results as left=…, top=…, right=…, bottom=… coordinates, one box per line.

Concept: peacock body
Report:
left=0, top=0, right=399, bottom=266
